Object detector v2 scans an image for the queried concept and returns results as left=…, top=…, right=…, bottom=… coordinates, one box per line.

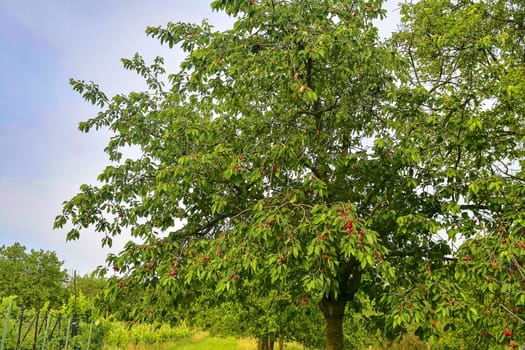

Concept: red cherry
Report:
left=504, top=329, right=512, bottom=337
left=279, top=257, right=286, bottom=264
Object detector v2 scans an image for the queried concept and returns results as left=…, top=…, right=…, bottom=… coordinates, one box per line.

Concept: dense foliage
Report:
left=54, top=0, right=524, bottom=348
left=384, top=0, right=525, bottom=348
left=0, top=243, right=68, bottom=308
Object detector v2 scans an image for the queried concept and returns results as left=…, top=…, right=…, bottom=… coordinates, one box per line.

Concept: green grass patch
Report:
left=170, top=331, right=241, bottom=349
left=102, top=331, right=305, bottom=350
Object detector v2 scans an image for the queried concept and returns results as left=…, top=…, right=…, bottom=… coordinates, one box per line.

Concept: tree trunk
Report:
left=259, top=336, right=269, bottom=350
left=319, top=297, right=347, bottom=350
left=278, top=334, right=284, bottom=350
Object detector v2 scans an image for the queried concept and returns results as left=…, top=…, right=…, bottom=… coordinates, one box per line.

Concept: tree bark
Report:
left=259, top=336, right=269, bottom=350
left=319, top=297, right=347, bottom=350
left=278, top=333, right=284, bottom=350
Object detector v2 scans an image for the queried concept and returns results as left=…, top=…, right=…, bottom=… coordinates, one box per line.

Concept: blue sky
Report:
left=0, top=1, right=400, bottom=275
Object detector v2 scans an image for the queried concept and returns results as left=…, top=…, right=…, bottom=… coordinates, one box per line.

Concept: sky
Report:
left=0, top=1, right=400, bottom=275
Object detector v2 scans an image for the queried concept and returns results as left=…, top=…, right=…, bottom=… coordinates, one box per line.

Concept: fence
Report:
left=0, top=298, right=101, bottom=350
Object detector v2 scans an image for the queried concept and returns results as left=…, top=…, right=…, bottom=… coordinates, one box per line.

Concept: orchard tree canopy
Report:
left=54, top=0, right=524, bottom=349
left=385, top=0, right=525, bottom=347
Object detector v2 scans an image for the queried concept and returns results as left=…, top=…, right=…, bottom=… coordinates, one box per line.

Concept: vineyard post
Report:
left=72, top=271, right=78, bottom=337
left=0, top=298, right=13, bottom=350
left=16, top=307, right=25, bottom=350
left=86, top=320, right=93, bottom=350
left=32, top=310, right=39, bottom=350
left=41, top=312, right=50, bottom=350
left=64, top=316, right=71, bottom=350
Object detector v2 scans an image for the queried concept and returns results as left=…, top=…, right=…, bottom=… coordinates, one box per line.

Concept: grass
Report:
left=102, top=331, right=306, bottom=350
left=170, top=331, right=241, bottom=349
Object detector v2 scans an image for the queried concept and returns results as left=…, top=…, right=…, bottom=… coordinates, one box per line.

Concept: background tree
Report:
left=0, top=242, right=68, bottom=308
left=385, top=0, right=524, bottom=347
left=72, top=273, right=107, bottom=300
